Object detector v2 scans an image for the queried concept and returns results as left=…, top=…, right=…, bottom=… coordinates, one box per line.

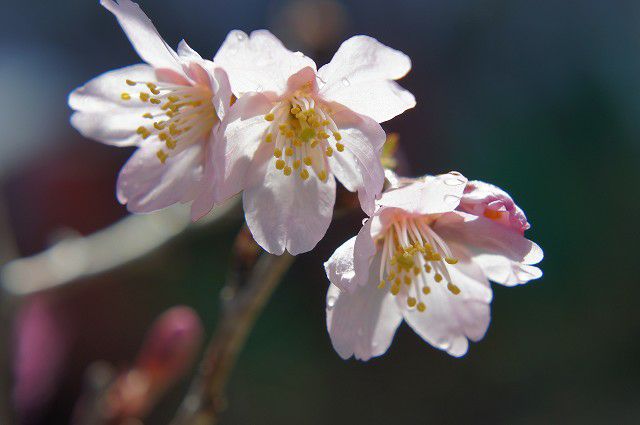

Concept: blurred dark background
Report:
left=1, top=0, right=639, bottom=424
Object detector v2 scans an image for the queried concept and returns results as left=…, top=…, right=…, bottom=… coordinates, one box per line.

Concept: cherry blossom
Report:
left=69, top=0, right=231, bottom=215
left=193, top=31, right=415, bottom=255
left=325, top=172, right=543, bottom=360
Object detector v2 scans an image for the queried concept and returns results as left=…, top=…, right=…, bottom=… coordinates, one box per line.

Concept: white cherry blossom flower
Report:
left=69, top=0, right=231, bottom=215
left=193, top=31, right=416, bottom=255
left=324, top=172, right=543, bottom=360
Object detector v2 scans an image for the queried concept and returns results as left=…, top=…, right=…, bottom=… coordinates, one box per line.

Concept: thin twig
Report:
left=170, top=229, right=295, bottom=425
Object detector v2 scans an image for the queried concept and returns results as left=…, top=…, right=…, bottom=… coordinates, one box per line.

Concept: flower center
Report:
left=377, top=216, right=462, bottom=313
left=262, top=92, right=343, bottom=181
left=121, top=79, right=217, bottom=163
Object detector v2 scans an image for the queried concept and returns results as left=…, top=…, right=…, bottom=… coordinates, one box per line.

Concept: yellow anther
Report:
left=407, top=297, right=417, bottom=307
left=378, top=280, right=386, bottom=289
left=153, top=121, right=166, bottom=130
left=434, top=273, right=443, bottom=283
left=321, top=120, right=330, bottom=126
left=336, top=143, right=345, bottom=152
left=318, top=131, right=330, bottom=139
left=300, top=127, right=315, bottom=141
left=403, top=276, right=412, bottom=285
left=283, top=166, right=292, bottom=176
left=285, top=130, right=295, bottom=138
left=484, top=208, right=503, bottom=220
left=290, top=106, right=301, bottom=115
left=165, top=138, right=177, bottom=149
left=143, top=112, right=153, bottom=119
left=293, top=159, right=301, bottom=169
left=424, top=264, right=432, bottom=273
left=394, top=277, right=402, bottom=286
left=300, top=169, right=310, bottom=180
left=293, top=139, right=302, bottom=147
left=150, top=98, right=161, bottom=105
left=136, top=126, right=147, bottom=135
left=318, top=170, right=328, bottom=181
left=333, top=132, right=342, bottom=141
left=121, top=92, right=131, bottom=100
left=274, top=148, right=282, bottom=158
left=285, top=147, right=294, bottom=156
left=167, top=95, right=180, bottom=103
left=275, top=159, right=286, bottom=170
left=388, top=272, right=397, bottom=280
left=431, top=253, right=442, bottom=261
left=310, top=140, right=318, bottom=148
left=126, top=79, right=136, bottom=86
left=159, top=132, right=168, bottom=141
left=422, top=286, right=431, bottom=295
left=445, top=257, right=459, bottom=265
left=325, top=147, right=333, bottom=157
left=139, top=92, right=150, bottom=102
left=146, top=83, right=160, bottom=95
left=265, top=133, right=273, bottom=143
left=265, top=113, right=275, bottom=121
left=303, top=156, right=312, bottom=166
left=278, top=124, right=287, bottom=133
left=156, top=149, right=168, bottom=164
left=447, top=283, right=461, bottom=295
left=390, top=285, right=400, bottom=296
left=413, top=267, right=420, bottom=275
left=417, top=302, right=426, bottom=312
left=169, top=124, right=180, bottom=136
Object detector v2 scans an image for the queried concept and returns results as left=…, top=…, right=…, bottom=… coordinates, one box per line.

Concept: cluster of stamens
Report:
left=377, top=217, right=462, bottom=313
left=121, top=79, right=216, bottom=163
left=262, top=90, right=343, bottom=181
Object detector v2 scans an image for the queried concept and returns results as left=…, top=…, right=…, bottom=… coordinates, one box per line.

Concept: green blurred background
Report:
left=1, top=0, right=639, bottom=424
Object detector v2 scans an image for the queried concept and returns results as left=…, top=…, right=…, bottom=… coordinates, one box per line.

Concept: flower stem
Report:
left=171, top=227, right=295, bottom=425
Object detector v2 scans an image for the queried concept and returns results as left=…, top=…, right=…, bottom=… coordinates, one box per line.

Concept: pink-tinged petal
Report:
left=69, top=64, right=158, bottom=146
left=213, top=30, right=316, bottom=96
left=377, top=172, right=468, bottom=216
left=243, top=162, right=336, bottom=255
left=100, top=0, right=181, bottom=71
left=459, top=180, right=530, bottom=234
left=210, top=67, right=233, bottom=122
left=328, top=109, right=386, bottom=216
left=212, top=93, right=273, bottom=204
left=324, top=220, right=376, bottom=293
left=117, top=141, right=203, bottom=213
left=318, top=35, right=415, bottom=123
left=402, top=246, right=492, bottom=357
left=326, top=255, right=403, bottom=361
left=433, top=211, right=543, bottom=286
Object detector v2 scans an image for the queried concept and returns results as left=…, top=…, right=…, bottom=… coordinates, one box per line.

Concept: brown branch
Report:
left=170, top=228, right=295, bottom=425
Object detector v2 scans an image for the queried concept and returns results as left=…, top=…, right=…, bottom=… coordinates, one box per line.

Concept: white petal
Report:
left=176, top=39, right=202, bottom=62
left=117, top=141, right=203, bottom=213
left=100, top=0, right=181, bottom=71
left=434, top=211, right=544, bottom=286
left=326, top=255, right=403, bottom=361
left=328, top=109, right=386, bottom=216
left=377, top=172, right=468, bottom=215
left=69, top=64, right=158, bottom=146
left=403, top=249, right=492, bottom=357
left=324, top=220, right=376, bottom=293
left=318, top=35, right=415, bottom=122
left=243, top=163, right=336, bottom=255
left=214, top=93, right=273, bottom=203
left=214, top=30, right=316, bottom=95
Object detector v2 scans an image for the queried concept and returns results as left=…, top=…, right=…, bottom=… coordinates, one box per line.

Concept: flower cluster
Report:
left=69, top=0, right=542, bottom=360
